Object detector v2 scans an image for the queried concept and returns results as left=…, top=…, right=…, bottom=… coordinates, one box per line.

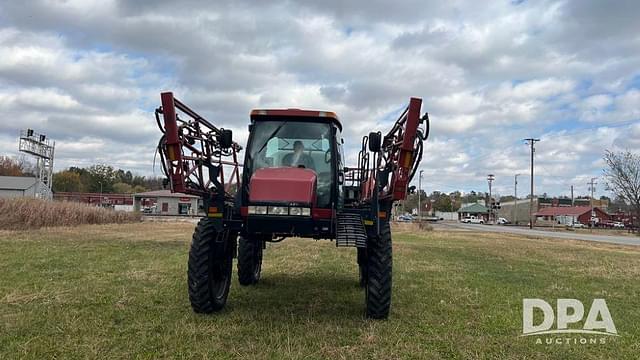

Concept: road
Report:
left=434, top=222, right=640, bottom=246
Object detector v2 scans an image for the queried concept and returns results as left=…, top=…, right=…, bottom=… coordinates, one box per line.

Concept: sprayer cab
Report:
left=238, top=109, right=343, bottom=237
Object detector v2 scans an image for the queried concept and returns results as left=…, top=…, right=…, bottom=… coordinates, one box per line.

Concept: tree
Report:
left=52, top=170, right=83, bottom=192
left=500, top=195, right=516, bottom=203
left=87, top=164, right=117, bottom=193
left=0, top=156, right=25, bottom=176
left=401, top=190, right=427, bottom=214
left=603, top=150, right=640, bottom=230
left=113, top=182, right=134, bottom=194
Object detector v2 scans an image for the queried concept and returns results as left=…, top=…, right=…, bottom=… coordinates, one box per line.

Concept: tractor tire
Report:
left=357, top=247, right=367, bottom=288
left=187, top=218, right=235, bottom=313
left=237, top=235, right=263, bottom=285
left=365, top=221, right=392, bottom=319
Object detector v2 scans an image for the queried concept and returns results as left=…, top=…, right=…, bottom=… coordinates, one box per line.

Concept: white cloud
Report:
left=0, top=0, right=638, bottom=197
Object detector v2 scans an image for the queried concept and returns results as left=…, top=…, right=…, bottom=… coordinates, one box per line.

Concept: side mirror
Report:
left=219, top=129, right=233, bottom=149
left=368, top=131, right=381, bottom=152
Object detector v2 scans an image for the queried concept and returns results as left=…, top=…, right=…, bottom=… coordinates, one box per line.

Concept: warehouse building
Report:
left=0, top=176, right=49, bottom=199
left=133, top=190, right=200, bottom=216
left=533, top=206, right=610, bottom=226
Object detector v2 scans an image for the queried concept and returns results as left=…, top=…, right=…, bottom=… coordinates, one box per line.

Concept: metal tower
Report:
left=19, top=129, right=55, bottom=199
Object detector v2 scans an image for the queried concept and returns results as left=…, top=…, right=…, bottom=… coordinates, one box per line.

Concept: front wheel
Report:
left=187, top=218, right=236, bottom=313
left=237, top=235, right=263, bottom=285
left=357, top=247, right=367, bottom=288
left=364, top=222, right=392, bottom=319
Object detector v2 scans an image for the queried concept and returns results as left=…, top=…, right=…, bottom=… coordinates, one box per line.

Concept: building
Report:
left=0, top=176, right=49, bottom=199
left=133, top=190, right=200, bottom=216
left=538, top=197, right=609, bottom=210
left=53, top=192, right=134, bottom=206
left=533, top=206, right=610, bottom=226
left=457, top=203, right=489, bottom=222
left=497, top=197, right=609, bottom=224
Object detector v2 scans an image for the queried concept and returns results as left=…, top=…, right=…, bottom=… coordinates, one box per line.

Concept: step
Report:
left=336, top=212, right=368, bottom=248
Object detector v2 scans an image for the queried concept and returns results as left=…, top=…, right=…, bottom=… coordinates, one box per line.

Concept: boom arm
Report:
left=347, top=97, right=429, bottom=203
left=155, top=92, right=242, bottom=199
left=381, top=97, right=427, bottom=201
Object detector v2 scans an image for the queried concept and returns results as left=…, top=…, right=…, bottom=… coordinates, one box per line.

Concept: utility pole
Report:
left=487, top=174, right=495, bottom=224
left=418, top=170, right=424, bottom=222
left=514, top=174, right=521, bottom=225
left=524, top=138, right=540, bottom=229
left=588, top=177, right=597, bottom=230
left=98, top=181, right=103, bottom=207
left=571, top=185, right=574, bottom=207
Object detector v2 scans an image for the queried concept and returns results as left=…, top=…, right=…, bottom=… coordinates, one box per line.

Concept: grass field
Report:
left=1, top=222, right=639, bottom=359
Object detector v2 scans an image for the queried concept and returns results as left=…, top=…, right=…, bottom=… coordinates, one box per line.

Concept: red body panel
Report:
left=249, top=168, right=317, bottom=205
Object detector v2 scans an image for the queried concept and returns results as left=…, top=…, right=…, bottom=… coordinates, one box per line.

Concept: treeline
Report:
left=403, top=190, right=504, bottom=214
left=0, top=155, right=35, bottom=177
left=52, top=165, right=164, bottom=194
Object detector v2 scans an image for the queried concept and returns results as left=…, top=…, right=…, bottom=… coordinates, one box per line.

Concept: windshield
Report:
left=246, top=120, right=333, bottom=207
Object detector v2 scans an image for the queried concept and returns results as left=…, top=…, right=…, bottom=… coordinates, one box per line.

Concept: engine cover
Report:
left=249, top=167, right=317, bottom=205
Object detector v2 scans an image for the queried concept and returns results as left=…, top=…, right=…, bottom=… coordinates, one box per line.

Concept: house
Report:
left=533, top=206, right=610, bottom=226
left=457, top=203, right=489, bottom=222
left=133, top=190, right=200, bottom=216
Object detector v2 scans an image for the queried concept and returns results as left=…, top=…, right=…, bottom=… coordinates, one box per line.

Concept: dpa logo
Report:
left=522, top=299, right=618, bottom=337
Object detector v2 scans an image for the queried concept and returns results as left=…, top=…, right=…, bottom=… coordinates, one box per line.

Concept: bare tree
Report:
left=603, top=150, right=640, bottom=231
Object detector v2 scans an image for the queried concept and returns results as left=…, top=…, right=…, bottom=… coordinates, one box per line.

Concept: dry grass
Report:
left=0, top=197, right=141, bottom=230
left=391, top=221, right=433, bottom=233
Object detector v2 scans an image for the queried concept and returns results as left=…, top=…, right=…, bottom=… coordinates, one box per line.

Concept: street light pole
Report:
left=418, top=170, right=424, bottom=222
left=514, top=174, right=521, bottom=225
left=487, top=174, right=495, bottom=224
left=588, top=177, right=597, bottom=232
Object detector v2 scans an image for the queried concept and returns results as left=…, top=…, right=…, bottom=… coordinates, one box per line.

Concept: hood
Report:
left=249, top=167, right=317, bottom=205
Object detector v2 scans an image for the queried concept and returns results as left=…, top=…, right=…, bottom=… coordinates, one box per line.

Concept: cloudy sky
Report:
left=1, top=0, right=639, bottom=198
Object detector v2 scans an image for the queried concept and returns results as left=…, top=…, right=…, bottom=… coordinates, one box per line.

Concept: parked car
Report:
left=462, top=216, right=484, bottom=224
left=496, top=217, right=510, bottom=225
left=569, top=222, right=586, bottom=228
left=397, top=215, right=413, bottom=222
left=613, top=222, right=625, bottom=229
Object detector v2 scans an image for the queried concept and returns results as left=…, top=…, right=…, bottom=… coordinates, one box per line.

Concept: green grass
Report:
left=1, top=223, right=639, bottom=359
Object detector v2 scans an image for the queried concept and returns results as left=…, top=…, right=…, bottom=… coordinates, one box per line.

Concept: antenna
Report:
left=19, top=129, right=55, bottom=199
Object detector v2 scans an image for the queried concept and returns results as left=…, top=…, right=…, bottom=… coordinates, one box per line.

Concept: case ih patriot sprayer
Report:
left=155, top=92, right=429, bottom=318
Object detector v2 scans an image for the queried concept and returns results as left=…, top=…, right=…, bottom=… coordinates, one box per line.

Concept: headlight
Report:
left=289, top=207, right=311, bottom=216
left=267, top=206, right=288, bottom=215
left=248, top=206, right=267, bottom=215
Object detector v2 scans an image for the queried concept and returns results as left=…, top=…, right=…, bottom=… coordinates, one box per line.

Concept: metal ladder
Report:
left=336, top=212, right=368, bottom=248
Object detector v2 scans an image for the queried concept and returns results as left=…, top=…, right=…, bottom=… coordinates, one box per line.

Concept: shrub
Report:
left=0, top=197, right=141, bottom=230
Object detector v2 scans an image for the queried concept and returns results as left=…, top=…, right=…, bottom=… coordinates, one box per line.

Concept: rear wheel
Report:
left=237, top=235, right=263, bottom=285
left=187, top=218, right=236, bottom=313
left=364, top=221, right=392, bottom=319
